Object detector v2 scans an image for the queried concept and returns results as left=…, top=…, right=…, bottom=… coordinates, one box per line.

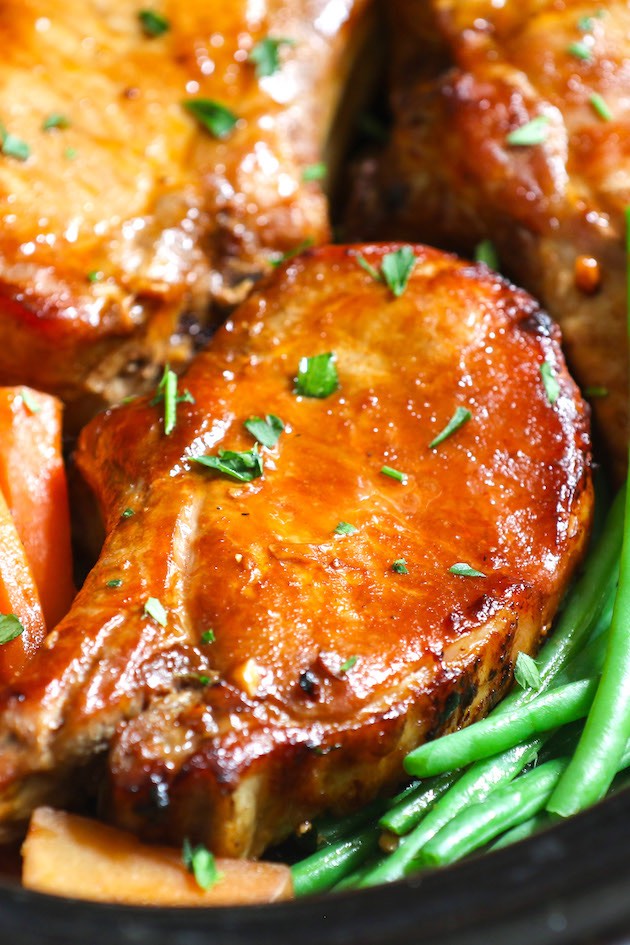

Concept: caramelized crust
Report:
left=347, top=0, right=629, bottom=478
left=0, top=244, right=592, bottom=853
left=0, top=0, right=372, bottom=421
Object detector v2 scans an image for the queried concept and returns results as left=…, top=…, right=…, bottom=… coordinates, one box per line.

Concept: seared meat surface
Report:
left=347, top=0, right=629, bottom=478
left=0, top=0, right=372, bottom=424
left=0, top=244, right=592, bottom=854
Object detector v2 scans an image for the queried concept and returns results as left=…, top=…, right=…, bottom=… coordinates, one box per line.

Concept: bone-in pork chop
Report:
left=0, top=0, right=372, bottom=425
left=0, top=244, right=592, bottom=854
left=346, top=0, right=629, bottom=479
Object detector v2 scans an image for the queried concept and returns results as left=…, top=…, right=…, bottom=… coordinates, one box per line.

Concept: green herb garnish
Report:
left=540, top=361, right=560, bottom=404
left=356, top=248, right=416, bottom=297
left=42, top=113, right=70, bottom=131
left=356, top=254, right=382, bottom=283
left=392, top=559, right=408, bottom=574
left=584, top=385, right=608, bottom=398
left=380, top=465, right=407, bottom=484
left=429, top=407, right=472, bottom=449
left=0, top=614, right=25, bottom=645
left=589, top=92, right=613, bottom=121
left=201, top=629, right=216, bottom=644
left=474, top=239, right=499, bottom=269
left=64, top=147, right=77, bottom=160
left=122, top=508, right=135, bottom=518
left=87, top=270, right=103, bottom=283
left=506, top=116, right=550, bottom=147
left=514, top=652, right=543, bottom=691
left=449, top=562, right=486, bottom=578
left=138, top=9, right=170, bottom=37
left=302, top=162, right=327, bottom=182
left=0, top=123, right=30, bottom=161
left=106, top=578, right=123, bottom=588
left=194, top=446, right=264, bottom=483
left=270, top=238, right=315, bottom=268
left=244, top=414, right=284, bottom=448
left=335, top=521, right=357, bottom=536
left=182, top=99, right=238, bottom=138
left=567, top=40, right=592, bottom=60
left=248, top=37, right=294, bottom=78
left=151, top=365, right=195, bottom=436
left=144, top=597, right=167, bottom=626
left=20, top=388, right=41, bottom=414
left=339, top=655, right=358, bottom=674
left=295, top=352, right=339, bottom=398
left=182, top=838, right=220, bottom=890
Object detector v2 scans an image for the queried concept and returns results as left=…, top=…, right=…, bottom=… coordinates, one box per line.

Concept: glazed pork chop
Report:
left=0, top=0, right=373, bottom=425
left=0, top=244, right=592, bottom=854
left=347, top=0, right=629, bottom=479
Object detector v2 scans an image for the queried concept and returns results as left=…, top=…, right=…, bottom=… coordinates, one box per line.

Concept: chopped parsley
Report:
left=540, top=360, right=561, bottom=404
left=182, top=838, right=220, bottom=891
left=87, top=270, right=104, bottom=283
left=144, top=597, right=167, bottom=626
left=391, top=558, right=408, bottom=574
left=429, top=407, right=472, bottom=449
left=122, top=508, right=135, bottom=518
left=335, top=521, right=357, bottom=536
left=589, top=92, right=613, bottom=122
left=201, top=629, right=216, bottom=644
left=194, top=446, right=264, bottom=483
left=0, top=614, right=25, bottom=645
left=506, top=116, right=550, bottom=147
left=449, top=562, right=486, bottom=578
left=270, top=238, right=315, bottom=268
left=182, top=99, right=239, bottom=139
left=357, top=247, right=416, bottom=297
left=244, top=414, right=284, bottom=448
left=475, top=239, right=499, bottom=269
left=106, top=578, right=123, bottom=588
left=339, top=655, right=358, bottom=674
left=42, top=113, right=70, bottom=131
left=302, top=162, right=327, bottom=182
left=20, top=388, right=41, bottom=414
left=151, top=365, right=195, bottom=436
left=248, top=37, right=294, bottom=78
left=578, top=11, right=605, bottom=32
left=514, top=652, right=543, bottom=691
left=138, top=9, right=170, bottom=37
left=295, top=352, right=339, bottom=398
left=380, top=465, right=407, bottom=484
left=567, top=40, right=592, bottom=60
left=198, top=674, right=212, bottom=686
left=64, top=147, right=77, bottom=160
left=0, top=123, right=30, bottom=161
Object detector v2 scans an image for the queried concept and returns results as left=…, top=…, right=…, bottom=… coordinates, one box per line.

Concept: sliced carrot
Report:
left=0, top=488, right=46, bottom=682
left=22, top=808, right=293, bottom=906
left=0, top=387, right=74, bottom=629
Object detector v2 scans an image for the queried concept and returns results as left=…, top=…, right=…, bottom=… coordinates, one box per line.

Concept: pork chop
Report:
left=0, top=244, right=592, bottom=854
left=0, top=0, right=373, bottom=426
left=346, top=0, right=629, bottom=479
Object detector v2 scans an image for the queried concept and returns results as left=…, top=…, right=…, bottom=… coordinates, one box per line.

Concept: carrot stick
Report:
left=0, top=387, right=74, bottom=628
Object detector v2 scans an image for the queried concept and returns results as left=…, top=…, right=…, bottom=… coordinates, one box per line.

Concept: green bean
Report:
left=291, top=825, right=380, bottom=896
left=419, top=758, right=569, bottom=867
left=379, top=771, right=458, bottom=836
left=487, top=812, right=551, bottom=851
left=405, top=678, right=598, bottom=778
left=547, top=476, right=630, bottom=816
left=315, top=798, right=386, bottom=845
left=358, top=736, right=545, bottom=887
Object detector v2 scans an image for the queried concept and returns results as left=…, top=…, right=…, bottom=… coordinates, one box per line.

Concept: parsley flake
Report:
left=194, top=446, right=264, bottom=483
left=151, top=365, right=195, bottom=436
left=356, top=254, right=382, bottom=283
left=449, top=562, right=486, bottom=578
left=335, top=521, right=357, bottom=536
left=295, top=352, right=339, bottom=398
left=540, top=361, right=561, bottom=404
left=138, top=9, right=170, bottom=37
left=64, top=146, right=77, bottom=160
left=0, top=614, right=25, bottom=645
left=182, top=838, right=220, bottom=891
left=392, top=558, right=408, bottom=574
left=567, top=40, right=592, bottom=60
left=182, top=99, right=239, bottom=139
left=506, top=116, right=550, bottom=147
left=589, top=92, right=613, bottom=121
left=122, top=508, right=135, bottom=518
left=339, top=655, right=358, bottom=674
left=87, top=270, right=103, bottom=283
left=429, top=407, right=472, bottom=449
left=514, top=651, right=543, bottom=691
left=244, top=414, right=284, bottom=448
left=474, top=239, right=499, bottom=269
left=356, top=247, right=416, bottom=296
left=144, top=597, right=167, bottom=626
left=42, top=113, right=70, bottom=131
left=201, top=629, right=216, bottom=644
left=106, top=578, right=123, bottom=588
left=270, top=238, right=315, bottom=268
left=248, top=37, right=294, bottom=78
left=380, top=465, right=407, bottom=484
left=302, top=162, right=327, bottom=182
left=0, top=123, right=30, bottom=161
left=20, top=388, right=41, bottom=414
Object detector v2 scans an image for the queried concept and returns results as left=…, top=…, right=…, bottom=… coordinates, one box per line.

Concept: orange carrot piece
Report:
left=0, top=488, right=46, bottom=682
left=0, top=387, right=74, bottom=628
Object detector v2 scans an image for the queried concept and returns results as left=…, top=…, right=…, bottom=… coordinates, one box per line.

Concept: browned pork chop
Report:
left=0, top=244, right=592, bottom=854
left=347, top=0, right=629, bottom=479
left=0, top=0, right=373, bottom=424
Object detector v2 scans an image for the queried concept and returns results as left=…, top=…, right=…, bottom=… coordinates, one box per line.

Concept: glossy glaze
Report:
left=0, top=244, right=592, bottom=854
left=348, top=0, right=629, bottom=479
left=0, top=0, right=371, bottom=420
